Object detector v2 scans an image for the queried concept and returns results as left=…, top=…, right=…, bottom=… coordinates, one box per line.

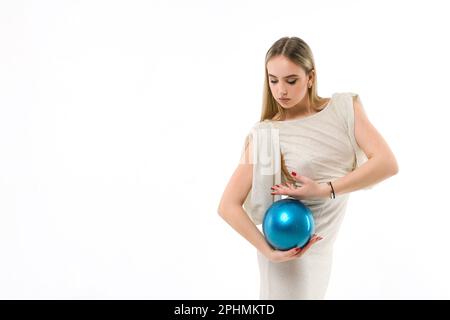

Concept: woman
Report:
left=217, top=36, right=399, bottom=299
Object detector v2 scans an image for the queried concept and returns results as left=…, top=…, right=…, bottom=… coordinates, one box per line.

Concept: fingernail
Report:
left=291, top=171, right=297, bottom=176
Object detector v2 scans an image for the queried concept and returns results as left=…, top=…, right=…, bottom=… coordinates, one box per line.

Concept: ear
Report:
left=307, top=69, right=315, bottom=85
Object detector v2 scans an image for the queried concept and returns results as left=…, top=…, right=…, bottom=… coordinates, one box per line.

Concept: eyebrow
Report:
left=268, top=73, right=299, bottom=78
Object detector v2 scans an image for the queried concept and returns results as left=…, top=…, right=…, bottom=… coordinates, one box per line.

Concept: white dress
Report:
left=243, top=92, right=373, bottom=299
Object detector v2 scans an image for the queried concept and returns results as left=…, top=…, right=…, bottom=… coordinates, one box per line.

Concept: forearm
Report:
left=328, top=155, right=398, bottom=197
left=218, top=205, right=273, bottom=257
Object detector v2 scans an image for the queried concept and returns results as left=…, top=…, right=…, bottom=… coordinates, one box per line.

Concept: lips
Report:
left=279, top=98, right=290, bottom=102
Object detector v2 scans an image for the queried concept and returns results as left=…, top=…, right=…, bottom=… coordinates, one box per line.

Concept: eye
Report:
left=270, top=79, right=297, bottom=85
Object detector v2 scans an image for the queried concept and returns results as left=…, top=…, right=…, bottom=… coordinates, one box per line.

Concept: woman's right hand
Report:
left=265, top=234, right=323, bottom=263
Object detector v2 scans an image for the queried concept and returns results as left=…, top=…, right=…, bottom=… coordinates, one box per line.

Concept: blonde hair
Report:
left=260, top=36, right=327, bottom=184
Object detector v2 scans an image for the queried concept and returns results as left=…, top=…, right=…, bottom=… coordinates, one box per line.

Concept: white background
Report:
left=1, top=0, right=449, bottom=299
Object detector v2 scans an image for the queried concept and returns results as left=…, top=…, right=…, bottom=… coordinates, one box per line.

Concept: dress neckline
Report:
left=274, top=93, right=336, bottom=123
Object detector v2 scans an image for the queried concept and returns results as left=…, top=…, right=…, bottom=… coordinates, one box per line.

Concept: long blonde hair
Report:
left=261, top=36, right=327, bottom=184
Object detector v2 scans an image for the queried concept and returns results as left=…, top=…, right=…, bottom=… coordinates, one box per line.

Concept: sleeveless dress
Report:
left=242, top=92, right=372, bottom=299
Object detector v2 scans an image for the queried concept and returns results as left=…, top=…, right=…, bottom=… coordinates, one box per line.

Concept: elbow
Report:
left=217, top=201, right=229, bottom=218
left=217, top=201, right=241, bottom=219
left=217, top=204, right=225, bottom=217
left=388, top=155, right=399, bottom=176
left=217, top=205, right=230, bottom=221
left=392, top=164, right=399, bottom=175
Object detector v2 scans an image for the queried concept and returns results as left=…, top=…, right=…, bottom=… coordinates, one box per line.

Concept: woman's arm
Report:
left=271, top=96, right=399, bottom=200
left=219, top=136, right=324, bottom=262
left=217, top=139, right=274, bottom=258
left=324, top=96, right=399, bottom=197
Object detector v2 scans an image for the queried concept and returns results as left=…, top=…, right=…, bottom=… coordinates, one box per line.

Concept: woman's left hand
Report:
left=270, top=171, right=329, bottom=200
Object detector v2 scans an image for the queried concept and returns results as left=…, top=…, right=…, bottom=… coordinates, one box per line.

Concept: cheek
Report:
left=291, top=83, right=304, bottom=94
left=297, top=81, right=306, bottom=88
left=298, top=82, right=309, bottom=92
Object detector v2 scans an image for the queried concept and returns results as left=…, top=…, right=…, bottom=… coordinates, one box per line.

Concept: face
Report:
left=266, top=55, right=314, bottom=109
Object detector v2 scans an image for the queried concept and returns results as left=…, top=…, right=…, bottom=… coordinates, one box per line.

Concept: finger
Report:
left=271, top=183, right=296, bottom=196
left=270, top=185, right=283, bottom=195
left=307, top=235, right=321, bottom=244
left=293, top=236, right=322, bottom=258
left=290, top=247, right=301, bottom=256
left=270, top=188, right=285, bottom=195
left=300, top=242, right=314, bottom=253
left=286, top=182, right=296, bottom=189
left=308, top=235, right=323, bottom=247
left=293, top=246, right=307, bottom=258
left=301, top=236, right=319, bottom=251
left=312, top=234, right=324, bottom=241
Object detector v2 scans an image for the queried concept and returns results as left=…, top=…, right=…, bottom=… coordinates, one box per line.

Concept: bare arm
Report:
left=217, top=136, right=274, bottom=258
left=330, top=95, right=399, bottom=196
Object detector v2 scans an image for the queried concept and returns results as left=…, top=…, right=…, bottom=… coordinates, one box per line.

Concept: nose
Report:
left=271, top=81, right=287, bottom=97
left=278, top=83, right=288, bottom=94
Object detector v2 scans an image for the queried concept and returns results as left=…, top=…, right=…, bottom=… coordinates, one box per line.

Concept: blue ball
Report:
left=263, top=198, right=315, bottom=251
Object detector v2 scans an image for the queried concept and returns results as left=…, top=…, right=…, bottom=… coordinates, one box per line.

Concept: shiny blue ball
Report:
left=263, top=198, right=315, bottom=251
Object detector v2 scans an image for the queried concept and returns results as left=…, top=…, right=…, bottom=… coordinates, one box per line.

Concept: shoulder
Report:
left=340, top=92, right=366, bottom=119
left=333, top=92, right=362, bottom=112
left=251, top=119, right=274, bottom=129
left=350, top=93, right=366, bottom=117
left=329, top=91, right=364, bottom=126
left=245, top=121, right=270, bottom=139
left=333, top=91, right=359, bottom=103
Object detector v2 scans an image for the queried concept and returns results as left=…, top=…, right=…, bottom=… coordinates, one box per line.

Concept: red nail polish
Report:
left=291, top=171, right=297, bottom=176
